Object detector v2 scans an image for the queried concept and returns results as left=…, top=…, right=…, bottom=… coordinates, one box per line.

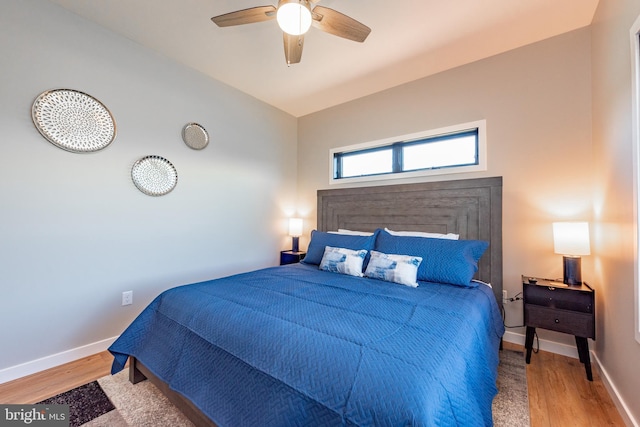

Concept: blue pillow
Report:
left=373, top=229, right=489, bottom=286
left=302, top=230, right=378, bottom=266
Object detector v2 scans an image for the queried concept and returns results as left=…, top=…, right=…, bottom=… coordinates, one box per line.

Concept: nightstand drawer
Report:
left=280, top=251, right=306, bottom=265
left=525, top=305, right=595, bottom=338
left=524, top=283, right=593, bottom=313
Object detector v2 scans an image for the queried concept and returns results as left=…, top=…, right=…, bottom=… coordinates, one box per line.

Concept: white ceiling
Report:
left=47, top=0, right=599, bottom=117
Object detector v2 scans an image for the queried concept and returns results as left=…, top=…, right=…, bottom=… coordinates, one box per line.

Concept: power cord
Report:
left=501, top=292, right=524, bottom=328
left=501, top=290, right=540, bottom=353
left=505, top=291, right=523, bottom=303
left=500, top=297, right=540, bottom=353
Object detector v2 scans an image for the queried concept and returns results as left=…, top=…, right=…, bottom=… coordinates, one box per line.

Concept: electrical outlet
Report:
left=502, top=290, right=508, bottom=304
left=122, top=291, right=133, bottom=306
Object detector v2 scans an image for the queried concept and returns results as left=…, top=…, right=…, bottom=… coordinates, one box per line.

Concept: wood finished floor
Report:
left=0, top=343, right=627, bottom=426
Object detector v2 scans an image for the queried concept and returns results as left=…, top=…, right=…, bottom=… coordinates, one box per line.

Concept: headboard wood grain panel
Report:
left=317, top=177, right=503, bottom=303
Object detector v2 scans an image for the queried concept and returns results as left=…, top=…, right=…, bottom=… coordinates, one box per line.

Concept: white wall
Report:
left=591, top=1, right=640, bottom=424
left=0, top=0, right=297, bottom=379
left=298, top=27, right=593, bottom=350
left=4, top=1, right=639, bottom=423
left=298, top=16, right=640, bottom=424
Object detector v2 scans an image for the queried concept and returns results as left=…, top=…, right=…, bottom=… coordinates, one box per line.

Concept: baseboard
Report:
left=591, top=352, right=639, bottom=427
left=0, top=336, right=118, bottom=385
left=503, top=330, right=581, bottom=359
left=504, top=331, right=638, bottom=427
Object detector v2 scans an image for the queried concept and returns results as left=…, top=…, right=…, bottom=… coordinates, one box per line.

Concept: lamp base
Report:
left=291, top=236, right=299, bottom=253
left=563, top=256, right=582, bottom=285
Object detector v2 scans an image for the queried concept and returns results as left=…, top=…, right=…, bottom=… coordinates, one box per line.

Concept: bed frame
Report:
left=129, top=176, right=503, bottom=427
left=317, top=176, right=503, bottom=303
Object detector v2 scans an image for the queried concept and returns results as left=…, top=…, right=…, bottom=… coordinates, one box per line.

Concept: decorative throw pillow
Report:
left=319, top=246, right=368, bottom=277
left=302, top=229, right=378, bottom=266
left=374, top=229, right=488, bottom=286
left=364, top=250, right=422, bottom=287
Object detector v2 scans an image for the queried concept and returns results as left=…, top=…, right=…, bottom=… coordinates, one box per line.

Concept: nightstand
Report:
left=280, top=250, right=306, bottom=265
left=522, top=275, right=595, bottom=381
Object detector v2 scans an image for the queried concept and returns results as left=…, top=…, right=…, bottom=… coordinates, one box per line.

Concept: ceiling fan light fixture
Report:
left=277, top=0, right=312, bottom=36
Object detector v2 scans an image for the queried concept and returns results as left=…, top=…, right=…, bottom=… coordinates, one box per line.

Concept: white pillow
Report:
left=471, top=279, right=492, bottom=288
left=328, top=229, right=375, bottom=236
left=384, top=227, right=459, bottom=240
left=364, top=250, right=422, bottom=287
left=319, top=246, right=368, bottom=277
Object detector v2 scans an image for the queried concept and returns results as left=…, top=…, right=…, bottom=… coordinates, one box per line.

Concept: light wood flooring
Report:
left=0, top=352, right=114, bottom=405
left=0, top=343, right=627, bottom=426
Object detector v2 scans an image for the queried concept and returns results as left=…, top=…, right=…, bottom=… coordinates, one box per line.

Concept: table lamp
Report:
left=289, top=218, right=303, bottom=252
left=552, top=222, right=590, bottom=285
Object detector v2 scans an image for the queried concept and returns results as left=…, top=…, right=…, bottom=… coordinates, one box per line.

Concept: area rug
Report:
left=38, top=371, right=193, bottom=427
left=493, top=349, right=531, bottom=427
left=39, top=349, right=529, bottom=426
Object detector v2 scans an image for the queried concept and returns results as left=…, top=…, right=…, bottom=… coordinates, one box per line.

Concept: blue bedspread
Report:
left=109, top=263, right=505, bottom=426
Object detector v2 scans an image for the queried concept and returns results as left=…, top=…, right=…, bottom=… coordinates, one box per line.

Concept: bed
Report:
left=109, top=177, right=504, bottom=427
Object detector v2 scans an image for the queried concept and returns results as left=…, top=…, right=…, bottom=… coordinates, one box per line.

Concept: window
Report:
left=340, top=147, right=393, bottom=178
left=330, top=120, right=486, bottom=184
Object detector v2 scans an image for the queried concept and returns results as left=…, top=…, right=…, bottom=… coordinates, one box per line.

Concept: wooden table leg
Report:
left=525, top=326, right=535, bottom=364
left=575, top=336, right=593, bottom=381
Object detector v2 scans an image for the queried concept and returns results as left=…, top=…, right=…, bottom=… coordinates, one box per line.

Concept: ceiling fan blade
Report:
left=283, top=33, right=304, bottom=65
left=311, top=6, right=371, bottom=42
left=211, top=5, right=276, bottom=27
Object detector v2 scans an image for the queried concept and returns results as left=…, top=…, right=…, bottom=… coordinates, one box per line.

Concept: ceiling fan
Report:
left=211, top=0, right=371, bottom=65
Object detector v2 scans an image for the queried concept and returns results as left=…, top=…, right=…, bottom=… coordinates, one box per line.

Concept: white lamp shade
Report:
left=289, top=218, right=303, bottom=237
left=277, top=0, right=312, bottom=35
left=553, top=222, right=590, bottom=256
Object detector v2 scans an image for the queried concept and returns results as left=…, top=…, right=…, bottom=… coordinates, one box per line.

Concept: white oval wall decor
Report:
left=131, top=155, right=178, bottom=196
left=182, top=122, right=209, bottom=150
left=31, top=89, right=116, bottom=153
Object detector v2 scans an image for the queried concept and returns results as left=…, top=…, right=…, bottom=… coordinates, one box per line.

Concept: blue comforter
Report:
left=110, top=263, right=505, bottom=426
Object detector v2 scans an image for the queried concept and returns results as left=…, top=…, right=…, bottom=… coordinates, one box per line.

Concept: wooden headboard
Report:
left=317, top=177, right=503, bottom=303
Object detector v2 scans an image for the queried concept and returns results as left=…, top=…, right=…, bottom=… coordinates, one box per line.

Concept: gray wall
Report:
left=0, top=0, right=297, bottom=374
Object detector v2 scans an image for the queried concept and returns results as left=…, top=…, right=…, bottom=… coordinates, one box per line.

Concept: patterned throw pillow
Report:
left=364, top=250, right=423, bottom=287
left=319, top=246, right=368, bottom=277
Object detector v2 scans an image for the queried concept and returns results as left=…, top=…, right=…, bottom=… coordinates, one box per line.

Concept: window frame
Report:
left=329, top=120, right=487, bottom=185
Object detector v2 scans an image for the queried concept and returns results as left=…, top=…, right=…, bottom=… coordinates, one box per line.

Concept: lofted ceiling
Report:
left=47, top=0, right=599, bottom=117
